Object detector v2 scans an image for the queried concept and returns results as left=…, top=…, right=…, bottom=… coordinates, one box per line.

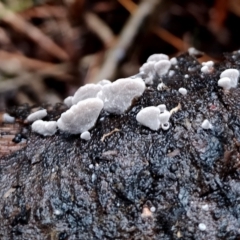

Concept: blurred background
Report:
left=0, top=0, right=240, bottom=110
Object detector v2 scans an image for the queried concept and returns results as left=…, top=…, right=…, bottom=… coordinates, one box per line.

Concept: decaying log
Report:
left=1, top=52, right=240, bottom=239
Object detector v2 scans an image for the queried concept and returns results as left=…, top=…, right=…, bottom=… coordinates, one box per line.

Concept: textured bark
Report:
left=1, top=52, right=240, bottom=239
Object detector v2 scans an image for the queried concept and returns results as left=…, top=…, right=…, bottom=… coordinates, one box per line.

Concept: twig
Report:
left=0, top=2, right=69, bottom=61
left=19, top=5, right=67, bottom=20
left=101, top=128, right=120, bottom=142
left=117, top=0, right=138, bottom=13
left=0, top=50, right=73, bottom=81
left=84, top=12, right=115, bottom=47
left=119, top=0, right=186, bottom=52
left=152, top=27, right=187, bottom=52
left=93, top=0, right=159, bottom=82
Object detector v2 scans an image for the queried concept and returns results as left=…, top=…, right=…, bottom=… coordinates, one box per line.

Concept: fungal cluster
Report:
left=12, top=50, right=237, bottom=137
left=218, top=68, right=239, bottom=90
left=136, top=104, right=171, bottom=131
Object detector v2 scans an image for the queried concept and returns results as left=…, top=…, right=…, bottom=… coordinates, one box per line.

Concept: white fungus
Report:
left=139, top=62, right=155, bottom=85
left=97, top=77, right=145, bottom=114
left=188, top=47, right=203, bottom=56
left=136, top=106, right=161, bottom=131
left=170, top=57, right=177, bottom=65
left=27, top=109, right=47, bottom=122
left=159, top=111, right=171, bottom=124
left=178, top=87, right=187, bottom=95
left=161, top=122, right=170, bottom=130
left=202, top=61, right=214, bottom=67
left=201, top=204, right=209, bottom=211
left=150, top=206, right=156, bottom=212
left=201, top=119, right=212, bottom=129
left=139, top=62, right=155, bottom=75
left=147, top=53, right=169, bottom=62
left=157, top=104, right=166, bottom=113
left=157, top=82, right=166, bottom=91
left=2, top=113, right=15, bottom=123
left=159, top=110, right=171, bottom=130
left=220, top=68, right=239, bottom=88
left=201, top=65, right=213, bottom=74
left=198, top=223, right=207, bottom=231
left=168, top=70, right=175, bottom=77
left=80, top=131, right=91, bottom=141
left=72, top=83, right=102, bottom=105
left=97, top=79, right=111, bottom=86
left=31, top=120, right=57, bottom=136
left=63, top=96, right=73, bottom=108
left=57, top=98, right=103, bottom=134
left=218, top=77, right=231, bottom=90
left=154, top=60, right=171, bottom=76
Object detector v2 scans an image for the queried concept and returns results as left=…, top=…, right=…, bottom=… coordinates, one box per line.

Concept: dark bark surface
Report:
left=1, top=52, right=240, bottom=239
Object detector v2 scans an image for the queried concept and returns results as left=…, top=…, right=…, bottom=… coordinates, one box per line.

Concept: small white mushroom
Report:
left=201, top=204, right=209, bottom=211
left=159, top=110, right=171, bottom=130
left=168, top=70, right=175, bottom=77
left=159, top=111, right=171, bottom=124
left=154, top=60, right=171, bottom=76
left=198, top=223, right=207, bottom=231
left=147, top=53, right=169, bottom=62
left=188, top=47, right=203, bottom=56
left=136, top=106, right=160, bottom=131
left=201, top=119, right=213, bottom=129
left=202, top=61, right=214, bottom=67
left=220, top=68, right=239, bottom=88
left=157, top=82, right=167, bottom=91
left=2, top=113, right=15, bottom=123
left=161, top=122, right=170, bottom=130
left=97, top=77, right=145, bottom=114
left=178, top=87, right=187, bottom=95
left=218, top=77, right=231, bottom=90
left=26, top=109, right=47, bottom=122
left=201, top=65, right=213, bottom=74
left=72, top=83, right=102, bottom=105
left=170, top=57, right=177, bottom=65
left=57, top=98, right=103, bottom=134
left=80, top=131, right=91, bottom=141
left=31, top=120, right=57, bottom=136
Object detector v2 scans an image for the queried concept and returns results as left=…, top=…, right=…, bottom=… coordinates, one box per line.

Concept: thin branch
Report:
left=93, top=0, right=159, bottom=82
left=84, top=12, right=115, bottom=48
left=0, top=2, right=69, bottom=61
